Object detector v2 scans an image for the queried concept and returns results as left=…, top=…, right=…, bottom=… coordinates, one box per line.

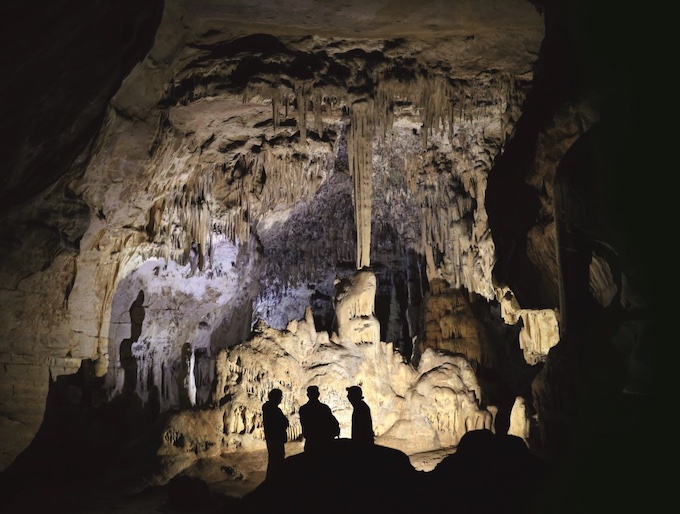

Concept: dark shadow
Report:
left=299, top=386, right=340, bottom=452
left=166, top=475, right=214, bottom=511
left=424, top=429, right=547, bottom=514
left=346, top=385, right=374, bottom=444
left=0, top=359, right=150, bottom=508
left=238, top=439, right=420, bottom=514
left=120, top=290, right=145, bottom=396
left=262, top=389, right=289, bottom=480
left=237, top=431, right=548, bottom=514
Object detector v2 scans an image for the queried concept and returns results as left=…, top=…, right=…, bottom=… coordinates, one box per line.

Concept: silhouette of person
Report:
left=299, top=385, right=340, bottom=452
left=262, top=388, right=289, bottom=479
left=346, top=385, right=374, bottom=444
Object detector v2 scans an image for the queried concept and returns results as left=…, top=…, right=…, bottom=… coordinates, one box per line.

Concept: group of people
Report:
left=262, top=384, right=374, bottom=478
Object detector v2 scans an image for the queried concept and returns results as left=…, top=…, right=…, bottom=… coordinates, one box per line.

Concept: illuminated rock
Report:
left=148, top=270, right=494, bottom=483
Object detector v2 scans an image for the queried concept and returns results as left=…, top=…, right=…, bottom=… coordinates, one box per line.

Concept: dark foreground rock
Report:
left=236, top=430, right=546, bottom=514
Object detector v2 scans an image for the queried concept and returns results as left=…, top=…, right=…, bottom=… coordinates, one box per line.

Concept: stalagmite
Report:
left=508, top=396, right=531, bottom=445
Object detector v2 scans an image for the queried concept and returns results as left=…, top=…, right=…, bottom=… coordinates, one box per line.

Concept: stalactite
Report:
left=374, top=80, right=392, bottom=143
left=420, top=72, right=454, bottom=148
left=272, top=87, right=280, bottom=128
left=348, top=99, right=374, bottom=270
left=151, top=165, right=217, bottom=270
left=314, top=91, right=323, bottom=135
left=295, top=81, right=312, bottom=146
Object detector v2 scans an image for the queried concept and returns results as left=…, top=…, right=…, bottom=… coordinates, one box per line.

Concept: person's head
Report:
left=306, top=385, right=320, bottom=400
left=268, top=388, right=283, bottom=404
left=346, top=385, right=363, bottom=403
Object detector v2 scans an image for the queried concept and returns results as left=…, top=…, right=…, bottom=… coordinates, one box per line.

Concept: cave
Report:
left=0, top=1, right=659, bottom=513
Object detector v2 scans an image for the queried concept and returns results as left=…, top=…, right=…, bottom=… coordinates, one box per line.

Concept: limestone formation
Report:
left=349, top=99, right=374, bottom=270
left=333, top=270, right=380, bottom=345
left=149, top=270, right=494, bottom=482
left=508, top=396, right=531, bottom=445
left=495, top=284, right=560, bottom=365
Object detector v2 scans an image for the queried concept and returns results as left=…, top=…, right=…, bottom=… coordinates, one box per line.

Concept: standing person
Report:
left=299, top=385, right=340, bottom=452
left=262, top=388, right=289, bottom=479
left=346, top=385, right=374, bottom=444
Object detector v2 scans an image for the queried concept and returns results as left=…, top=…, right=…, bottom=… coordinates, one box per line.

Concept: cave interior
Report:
left=0, top=0, right=659, bottom=512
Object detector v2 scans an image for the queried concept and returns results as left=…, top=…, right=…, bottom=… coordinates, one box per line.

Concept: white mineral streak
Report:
left=349, top=99, right=374, bottom=269
left=187, top=345, right=197, bottom=407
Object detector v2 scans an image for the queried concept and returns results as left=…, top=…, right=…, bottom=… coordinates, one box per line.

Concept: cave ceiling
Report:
left=2, top=0, right=547, bottom=331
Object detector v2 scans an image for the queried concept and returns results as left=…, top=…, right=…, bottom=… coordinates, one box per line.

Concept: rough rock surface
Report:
left=0, top=0, right=550, bottom=471
left=149, top=269, right=493, bottom=484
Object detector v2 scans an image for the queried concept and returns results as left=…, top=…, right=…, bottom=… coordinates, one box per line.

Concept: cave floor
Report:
left=1, top=444, right=456, bottom=514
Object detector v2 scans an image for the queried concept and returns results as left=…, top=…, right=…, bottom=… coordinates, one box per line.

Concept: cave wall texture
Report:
left=0, top=0, right=659, bottom=508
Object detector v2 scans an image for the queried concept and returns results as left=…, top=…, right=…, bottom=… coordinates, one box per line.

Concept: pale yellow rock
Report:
left=508, top=396, right=531, bottom=444
left=148, top=270, right=494, bottom=483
